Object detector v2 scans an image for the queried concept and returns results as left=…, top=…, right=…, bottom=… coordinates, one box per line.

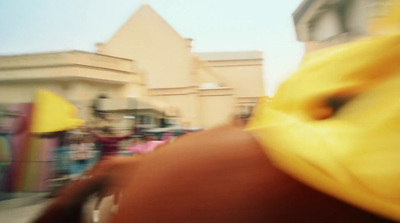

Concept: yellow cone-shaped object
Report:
left=247, top=33, right=400, bottom=221
left=31, top=90, right=84, bottom=133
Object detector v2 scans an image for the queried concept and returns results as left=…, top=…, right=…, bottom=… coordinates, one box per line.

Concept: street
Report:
left=0, top=200, right=48, bottom=223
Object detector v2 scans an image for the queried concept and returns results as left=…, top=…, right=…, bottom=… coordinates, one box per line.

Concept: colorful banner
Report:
left=0, top=103, right=59, bottom=192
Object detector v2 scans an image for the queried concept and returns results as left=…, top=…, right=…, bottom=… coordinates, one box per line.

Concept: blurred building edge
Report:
left=91, top=97, right=176, bottom=133
left=293, top=0, right=399, bottom=54
left=0, top=4, right=265, bottom=129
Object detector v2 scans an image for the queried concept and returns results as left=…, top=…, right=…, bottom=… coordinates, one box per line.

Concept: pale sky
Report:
left=0, top=0, right=304, bottom=96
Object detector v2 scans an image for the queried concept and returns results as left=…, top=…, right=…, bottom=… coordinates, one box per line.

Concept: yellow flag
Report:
left=30, top=90, right=84, bottom=133
left=247, top=33, right=400, bottom=221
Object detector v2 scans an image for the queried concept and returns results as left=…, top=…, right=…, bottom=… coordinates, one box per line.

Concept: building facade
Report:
left=0, top=4, right=265, bottom=129
left=293, top=0, right=399, bottom=54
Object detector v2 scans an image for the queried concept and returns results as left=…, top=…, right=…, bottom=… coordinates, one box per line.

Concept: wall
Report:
left=209, top=60, right=264, bottom=98
left=301, top=0, right=370, bottom=54
left=0, top=51, right=136, bottom=84
left=192, top=58, right=226, bottom=86
left=0, top=51, right=138, bottom=104
left=100, top=5, right=193, bottom=89
left=345, top=0, right=368, bottom=35
left=149, top=87, right=200, bottom=126
left=194, top=53, right=263, bottom=127
left=0, top=80, right=123, bottom=104
left=196, top=52, right=264, bottom=100
left=311, top=9, right=343, bottom=41
left=198, top=88, right=235, bottom=129
left=0, top=82, right=65, bottom=103
left=304, top=31, right=359, bottom=54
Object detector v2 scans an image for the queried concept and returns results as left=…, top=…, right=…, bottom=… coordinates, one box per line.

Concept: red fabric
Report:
left=89, top=131, right=131, bottom=157
left=34, top=125, right=394, bottom=223
left=113, top=125, right=394, bottom=223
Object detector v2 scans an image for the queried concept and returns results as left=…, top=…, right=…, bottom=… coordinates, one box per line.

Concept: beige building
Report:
left=0, top=4, right=265, bottom=129
left=293, top=0, right=398, bottom=54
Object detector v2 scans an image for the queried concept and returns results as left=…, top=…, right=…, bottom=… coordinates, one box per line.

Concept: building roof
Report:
left=195, top=51, right=263, bottom=61
left=106, top=4, right=186, bottom=47
left=292, top=0, right=316, bottom=25
left=292, top=0, right=342, bottom=41
left=293, top=0, right=344, bottom=24
left=0, top=51, right=135, bottom=83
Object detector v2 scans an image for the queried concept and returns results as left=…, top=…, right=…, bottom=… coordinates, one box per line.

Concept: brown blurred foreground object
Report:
left=33, top=125, right=394, bottom=223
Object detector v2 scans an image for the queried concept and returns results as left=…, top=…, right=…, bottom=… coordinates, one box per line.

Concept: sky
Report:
left=0, top=0, right=304, bottom=96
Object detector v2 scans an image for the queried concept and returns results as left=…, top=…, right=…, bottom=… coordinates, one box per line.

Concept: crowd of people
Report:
left=52, top=125, right=179, bottom=183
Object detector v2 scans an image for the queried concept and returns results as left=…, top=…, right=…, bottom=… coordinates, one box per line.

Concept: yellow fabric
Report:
left=31, top=90, right=84, bottom=133
left=247, top=33, right=400, bottom=221
left=369, top=0, right=400, bottom=35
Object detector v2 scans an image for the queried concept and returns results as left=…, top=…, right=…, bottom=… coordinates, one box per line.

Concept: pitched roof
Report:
left=292, top=0, right=316, bottom=25
left=105, top=4, right=185, bottom=46
left=292, top=0, right=337, bottom=41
